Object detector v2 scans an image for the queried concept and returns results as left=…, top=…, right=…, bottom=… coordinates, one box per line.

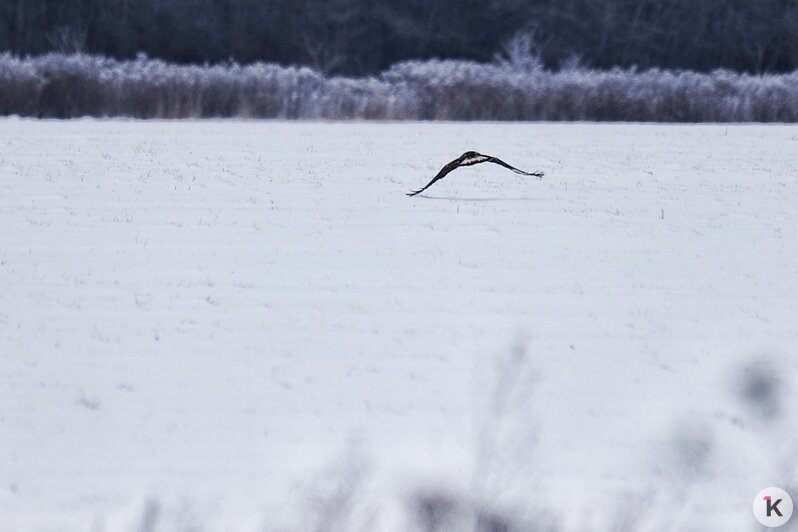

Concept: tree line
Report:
left=2, top=53, right=797, bottom=121
left=1, top=0, right=797, bottom=75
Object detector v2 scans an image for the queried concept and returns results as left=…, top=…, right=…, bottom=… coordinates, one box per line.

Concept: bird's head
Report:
left=462, top=151, right=481, bottom=159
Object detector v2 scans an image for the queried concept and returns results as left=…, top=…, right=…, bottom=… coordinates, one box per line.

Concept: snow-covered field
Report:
left=1, top=119, right=797, bottom=531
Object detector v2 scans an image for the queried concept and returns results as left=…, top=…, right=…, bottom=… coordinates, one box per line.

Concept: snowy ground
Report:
left=1, top=119, right=797, bottom=531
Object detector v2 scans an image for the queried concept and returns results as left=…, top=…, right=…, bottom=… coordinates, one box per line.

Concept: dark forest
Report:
left=2, top=0, right=798, bottom=74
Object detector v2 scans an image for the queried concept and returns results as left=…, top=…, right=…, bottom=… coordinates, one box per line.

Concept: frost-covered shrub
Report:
left=1, top=53, right=798, bottom=121
left=0, top=53, right=46, bottom=116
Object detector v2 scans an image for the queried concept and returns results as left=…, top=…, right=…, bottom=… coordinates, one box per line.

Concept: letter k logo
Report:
left=754, top=488, right=793, bottom=527
left=765, top=495, right=784, bottom=517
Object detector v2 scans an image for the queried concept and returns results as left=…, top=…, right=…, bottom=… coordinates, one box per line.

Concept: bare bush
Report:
left=1, top=53, right=798, bottom=121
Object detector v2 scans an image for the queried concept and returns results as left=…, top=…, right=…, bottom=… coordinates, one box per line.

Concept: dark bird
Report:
left=406, top=151, right=544, bottom=197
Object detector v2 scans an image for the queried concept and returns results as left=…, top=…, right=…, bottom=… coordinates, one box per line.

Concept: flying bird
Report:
left=406, top=151, right=543, bottom=197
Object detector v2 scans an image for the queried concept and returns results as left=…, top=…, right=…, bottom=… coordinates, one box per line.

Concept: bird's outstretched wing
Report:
left=485, top=156, right=544, bottom=178
left=406, top=158, right=463, bottom=197
left=406, top=152, right=544, bottom=197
